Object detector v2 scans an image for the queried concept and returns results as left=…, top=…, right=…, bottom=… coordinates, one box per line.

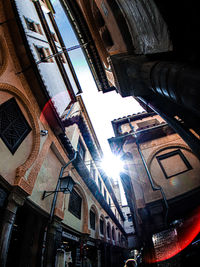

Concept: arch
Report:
left=147, top=143, right=193, bottom=168
left=73, top=183, right=89, bottom=234
left=0, top=84, right=40, bottom=192
left=0, top=35, right=8, bottom=76
left=90, top=204, right=99, bottom=238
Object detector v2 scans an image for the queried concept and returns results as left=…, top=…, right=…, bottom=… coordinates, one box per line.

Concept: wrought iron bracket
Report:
left=42, top=189, right=70, bottom=200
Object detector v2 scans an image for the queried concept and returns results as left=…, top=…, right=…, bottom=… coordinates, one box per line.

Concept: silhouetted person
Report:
left=124, top=258, right=137, bottom=267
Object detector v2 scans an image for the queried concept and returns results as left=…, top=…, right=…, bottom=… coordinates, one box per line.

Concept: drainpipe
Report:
left=127, top=118, right=169, bottom=226
left=42, top=151, right=78, bottom=267
left=49, top=151, right=78, bottom=223
left=135, top=135, right=169, bottom=227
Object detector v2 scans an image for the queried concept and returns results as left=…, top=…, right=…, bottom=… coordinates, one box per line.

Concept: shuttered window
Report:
left=68, top=189, right=82, bottom=219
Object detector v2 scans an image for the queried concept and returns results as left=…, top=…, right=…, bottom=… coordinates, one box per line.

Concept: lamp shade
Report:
left=60, top=175, right=75, bottom=194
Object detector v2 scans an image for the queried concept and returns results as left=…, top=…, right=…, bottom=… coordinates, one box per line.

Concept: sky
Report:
left=52, top=0, right=143, bottom=154
left=51, top=0, right=144, bottom=204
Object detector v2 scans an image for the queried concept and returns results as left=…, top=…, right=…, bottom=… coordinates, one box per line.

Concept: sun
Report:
left=101, top=153, right=124, bottom=179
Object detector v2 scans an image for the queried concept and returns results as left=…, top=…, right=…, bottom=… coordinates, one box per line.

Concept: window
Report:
left=90, top=210, right=96, bottom=230
left=36, top=47, right=47, bottom=62
left=35, top=46, right=53, bottom=62
left=77, top=138, right=86, bottom=161
left=25, top=18, right=37, bottom=32
left=156, top=149, right=192, bottom=179
left=24, top=18, right=42, bottom=35
left=107, top=224, right=110, bottom=238
left=137, top=118, right=160, bottom=130
left=0, top=98, right=31, bottom=154
left=68, top=189, right=82, bottom=219
left=90, top=160, right=96, bottom=180
left=104, top=188, right=107, bottom=201
left=112, top=227, right=115, bottom=240
left=92, top=169, right=96, bottom=180
left=51, top=32, right=58, bottom=42
left=100, top=218, right=104, bottom=235
left=36, top=24, right=43, bottom=34
left=127, top=214, right=132, bottom=222
left=108, top=197, right=111, bottom=207
left=98, top=177, right=102, bottom=193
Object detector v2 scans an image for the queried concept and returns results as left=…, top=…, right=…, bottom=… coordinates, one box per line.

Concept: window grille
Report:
left=0, top=98, right=31, bottom=154
left=90, top=210, right=96, bottom=230
left=68, top=189, right=82, bottom=219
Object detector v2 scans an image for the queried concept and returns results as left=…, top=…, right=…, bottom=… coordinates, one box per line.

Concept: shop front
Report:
left=60, top=230, right=101, bottom=267
left=84, top=239, right=98, bottom=267
left=61, top=230, right=82, bottom=267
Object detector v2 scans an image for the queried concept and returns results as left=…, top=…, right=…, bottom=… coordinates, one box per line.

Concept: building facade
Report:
left=62, top=0, right=200, bottom=161
left=0, top=1, right=126, bottom=267
left=108, top=112, right=200, bottom=266
left=121, top=205, right=135, bottom=249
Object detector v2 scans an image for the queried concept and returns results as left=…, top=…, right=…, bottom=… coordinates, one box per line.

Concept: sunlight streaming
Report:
left=101, top=153, right=124, bottom=179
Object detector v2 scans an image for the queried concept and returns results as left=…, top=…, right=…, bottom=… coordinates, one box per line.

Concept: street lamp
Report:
left=42, top=175, right=75, bottom=199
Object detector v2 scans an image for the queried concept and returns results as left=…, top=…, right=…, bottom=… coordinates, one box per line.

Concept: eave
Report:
left=60, top=0, right=113, bottom=93
left=59, top=133, right=127, bottom=236
left=63, top=115, right=125, bottom=222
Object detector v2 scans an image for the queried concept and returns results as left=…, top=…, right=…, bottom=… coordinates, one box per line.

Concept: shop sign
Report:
left=62, top=231, right=79, bottom=242
left=87, top=241, right=95, bottom=246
